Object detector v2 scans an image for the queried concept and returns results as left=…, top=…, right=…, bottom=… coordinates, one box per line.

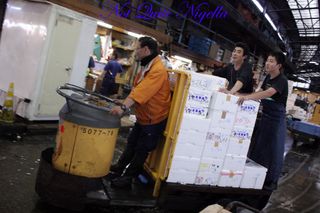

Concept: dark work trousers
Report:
left=118, top=118, right=167, bottom=177
left=100, top=77, right=115, bottom=96
left=249, top=99, right=286, bottom=184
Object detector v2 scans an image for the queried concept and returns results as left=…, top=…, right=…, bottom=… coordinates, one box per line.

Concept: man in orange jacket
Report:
left=110, top=36, right=171, bottom=188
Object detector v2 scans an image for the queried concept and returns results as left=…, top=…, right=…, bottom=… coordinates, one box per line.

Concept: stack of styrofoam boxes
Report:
left=195, top=92, right=238, bottom=185
left=167, top=73, right=228, bottom=184
left=218, top=99, right=260, bottom=187
left=167, top=115, right=210, bottom=184
left=240, top=159, right=267, bottom=189
left=184, top=72, right=228, bottom=118
left=286, top=93, right=297, bottom=113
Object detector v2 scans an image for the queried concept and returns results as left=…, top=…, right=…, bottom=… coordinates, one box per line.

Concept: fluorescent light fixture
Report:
left=310, top=61, right=319, bottom=65
left=251, top=0, right=263, bottom=12
left=9, top=6, right=21, bottom=10
left=127, top=31, right=143, bottom=38
left=172, top=55, right=192, bottom=64
left=265, top=14, right=277, bottom=31
left=277, top=32, right=283, bottom=41
left=293, top=74, right=297, bottom=77
left=97, top=21, right=112, bottom=29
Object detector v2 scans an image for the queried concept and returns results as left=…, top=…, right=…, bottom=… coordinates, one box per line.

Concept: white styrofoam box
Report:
left=170, top=156, right=201, bottom=172
left=202, top=138, right=229, bottom=159
left=186, top=88, right=212, bottom=108
left=167, top=169, right=197, bottom=184
left=222, top=154, right=246, bottom=172
left=174, top=141, right=204, bottom=158
left=190, top=72, right=228, bottom=91
left=195, top=172, right=220, bottom=186
left=234, top=113, right=257, bottom=129
left=207, top=126, right=232, bottom=137
left=184, top=104, right=208, bottom=118
left=195, top=158, right=224, bottom=185
left=231, top=126, right=253, bottom=141
left=226, top=138, right=250, bottom=156
left=208, top=110, right=236, bottom=128
left=209, top=92, right=238, bottom=113
left=177, top=129, right=207, bottom=146
left=237, top=100, right=260, bottom=115
left=202, top=127, right=230, bottom=158
left=288, top=80, right=294, bottom=95
left=180, top=114, right=211, bottom=133
left=197, top=157, right=224, bottom=173
left=287, top=93, right=297, bottom=101
left=234, top=100, right=259, bottom=128
left=240, top=159, right=267, bottom=189
left=218, top=170, right=243, bottom=187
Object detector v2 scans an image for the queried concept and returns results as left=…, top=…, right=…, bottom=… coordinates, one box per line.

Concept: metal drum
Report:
left=53, top=84, right=120, bottom=178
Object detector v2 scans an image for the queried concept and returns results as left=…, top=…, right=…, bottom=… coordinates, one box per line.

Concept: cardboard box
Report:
left=176, top=129, right=207, bottom=146
left=240, top=159, right=267, bottom=189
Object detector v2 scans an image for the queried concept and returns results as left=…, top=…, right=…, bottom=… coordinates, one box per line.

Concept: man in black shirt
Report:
left=237, top=51, right=288, bottom=191
left=213, top=42, right=253, bottom=94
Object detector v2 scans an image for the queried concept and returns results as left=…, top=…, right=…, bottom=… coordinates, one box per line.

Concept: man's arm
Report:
left=229, top=80, right=243, bottom=94
left=237, top=87, right=277, bottom=105
left=111, top=97, right=135, bottom=115
left=213, top=65, right=228, bottom=78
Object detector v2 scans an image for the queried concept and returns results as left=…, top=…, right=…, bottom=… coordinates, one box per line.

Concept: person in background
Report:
left=100, top=52, right=123, bottom=96
left=88, top=56, right=95, bottom=72
left=213, top=42, right=253, bottom=94
left=109, top=37, right=171, bottom=188
left=237, top=51, right=288, bottom=190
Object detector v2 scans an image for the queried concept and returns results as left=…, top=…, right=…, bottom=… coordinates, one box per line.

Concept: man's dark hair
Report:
left=269, top=51, right=285, bottom=65
left=113, top=51, right=119, bottom=60
left=234, top=42, right=250, bottom=57
left=139, top=36, right=158, bottom=54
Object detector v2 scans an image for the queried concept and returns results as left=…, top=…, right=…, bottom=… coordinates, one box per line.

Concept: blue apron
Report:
left=249, top=99, right=286, bottom=184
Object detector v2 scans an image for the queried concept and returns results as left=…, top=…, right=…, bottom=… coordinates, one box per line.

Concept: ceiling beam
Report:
left=268, top=7, right=319, bottom=12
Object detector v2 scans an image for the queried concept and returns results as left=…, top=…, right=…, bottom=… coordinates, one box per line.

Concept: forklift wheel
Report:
left=35, top=148, right=108, bottom=211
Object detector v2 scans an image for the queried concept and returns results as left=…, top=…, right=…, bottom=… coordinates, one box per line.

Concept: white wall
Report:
left=0, top=0, right=97, bottom=120
left=0, top=0, right=52, bottom=99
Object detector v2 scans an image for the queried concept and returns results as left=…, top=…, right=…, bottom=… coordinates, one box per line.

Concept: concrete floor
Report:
left=0, top=127, right=319, bottom=213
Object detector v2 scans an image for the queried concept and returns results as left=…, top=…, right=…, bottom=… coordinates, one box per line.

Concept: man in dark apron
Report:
left=237, top=51, right=288, bottom=191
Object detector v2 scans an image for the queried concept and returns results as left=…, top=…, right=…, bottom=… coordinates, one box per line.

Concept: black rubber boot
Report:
left=110, top=148, right=134, bottom=175
left=111, top=152, right=148, bottom=188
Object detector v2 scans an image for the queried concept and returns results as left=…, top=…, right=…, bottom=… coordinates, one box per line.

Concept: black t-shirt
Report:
left=213, top=62, right=253, bottom=93
left=261, top=73, right=288, bottom=106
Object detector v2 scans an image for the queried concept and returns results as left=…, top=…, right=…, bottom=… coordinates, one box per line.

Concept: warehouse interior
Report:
left=0, top=0, right=319, bottom=212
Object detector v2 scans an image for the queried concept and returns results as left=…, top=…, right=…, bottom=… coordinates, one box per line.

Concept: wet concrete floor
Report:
left=0, top=128, right=319, bottom=213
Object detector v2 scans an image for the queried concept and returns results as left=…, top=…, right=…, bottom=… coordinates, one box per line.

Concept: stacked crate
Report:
left=167, top=72, right=227, bottom=184
left=167, top=72, right=267, bottom=189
